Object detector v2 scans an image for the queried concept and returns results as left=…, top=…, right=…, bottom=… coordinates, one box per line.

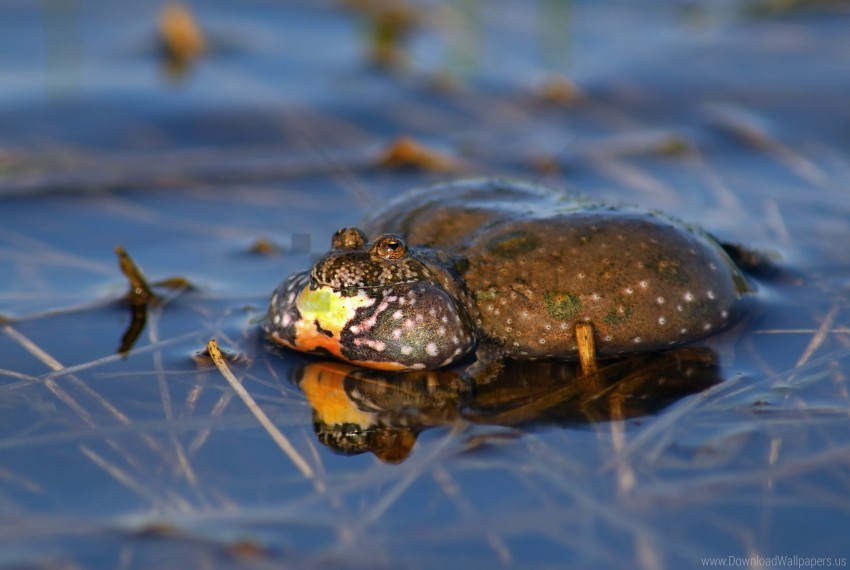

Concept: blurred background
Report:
left=1, top=1, right=850, bottom=568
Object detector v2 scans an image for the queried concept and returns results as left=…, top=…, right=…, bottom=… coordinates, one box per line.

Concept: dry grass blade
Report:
left=433, top=467, right=512, bottom=564
left=147, top=307, right=200, bottom=489
left=795, top=303, right=840, bottom=369
left=3, top=324, right=97, bottom=427
left=79, top=445, right=161, bottom=504
left=707, top=104, right=829, bottom=187
left=0, top=466, right=44, bottom=494
left=3, top=324, right=174, bottom=471
left=206, top=339, right=324, bottom=491
left=0, top=367, right=41, bottom=385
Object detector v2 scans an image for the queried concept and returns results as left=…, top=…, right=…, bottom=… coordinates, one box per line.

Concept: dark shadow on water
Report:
left=292, top=347, right=721, bottom=463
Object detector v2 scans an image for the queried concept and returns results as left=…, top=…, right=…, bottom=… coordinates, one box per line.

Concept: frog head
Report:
left=265, top=228, right=477, bottom=370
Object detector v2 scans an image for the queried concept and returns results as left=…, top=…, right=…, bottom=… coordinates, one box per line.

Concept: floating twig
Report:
left=115, top=246, right=156, bottom=354
left=114, top=246, right=194, bottom=354
left=206, top=339, right=324, bottom=491
left=116, top=246, right=155, bottom=307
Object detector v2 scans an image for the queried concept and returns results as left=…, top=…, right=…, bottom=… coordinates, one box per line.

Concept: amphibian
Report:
left=264, top=179, right=752, bottom=372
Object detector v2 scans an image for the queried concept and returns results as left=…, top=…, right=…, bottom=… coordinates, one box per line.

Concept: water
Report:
left=1, top=1, right=850, bottom=568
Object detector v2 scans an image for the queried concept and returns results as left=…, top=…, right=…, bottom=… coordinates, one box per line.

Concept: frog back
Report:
left=362, top=178, right=576, bottom=251
left=460, top=212, right=749, bottom=357
left=363, top=179, right=751, bottom=359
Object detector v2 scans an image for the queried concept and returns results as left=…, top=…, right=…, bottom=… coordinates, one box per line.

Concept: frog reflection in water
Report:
left=264, top=179, right=753, bottom=375
left=294, top=348, right=721, bottom=463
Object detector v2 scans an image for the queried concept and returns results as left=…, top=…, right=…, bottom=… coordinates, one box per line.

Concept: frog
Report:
left=264, top=178, right=753, bottom=373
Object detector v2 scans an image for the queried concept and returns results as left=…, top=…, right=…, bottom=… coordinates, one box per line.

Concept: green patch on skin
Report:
left=487, top=231, right=541, bottom=258
left=603, top=303, right=632, bottom=326
left=650, top=256, right=690, bottom=285
left=476, top=289, right=497, bottom=301
left=544, top=291, right=581, bottom=321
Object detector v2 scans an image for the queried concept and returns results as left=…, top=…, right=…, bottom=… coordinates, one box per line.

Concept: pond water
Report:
left=2, top=1, right=850, bottom=568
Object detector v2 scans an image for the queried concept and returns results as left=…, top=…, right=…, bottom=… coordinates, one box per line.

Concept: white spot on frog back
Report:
left=426, top=342, right=438, bottom=356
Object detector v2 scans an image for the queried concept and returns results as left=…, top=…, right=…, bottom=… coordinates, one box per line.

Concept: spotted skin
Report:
left=266, top=233, right=477, bottom=371
left=265, top=178, right=752, bottom=369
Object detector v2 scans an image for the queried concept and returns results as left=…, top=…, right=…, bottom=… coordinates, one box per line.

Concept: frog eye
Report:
left=332, top=227, right=367, bottom=250
left=372, top=234, right=407, bottom=260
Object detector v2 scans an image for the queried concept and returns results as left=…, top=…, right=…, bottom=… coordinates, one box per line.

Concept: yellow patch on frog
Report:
left=291, top=285, right=373, bottom=359
left=298, top=362, right=377, bottom=427
left=283, top=285, right=418, bottom=371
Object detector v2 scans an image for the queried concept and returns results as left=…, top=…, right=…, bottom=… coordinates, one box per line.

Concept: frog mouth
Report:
left=309, top=270, right=424, bottom=294
left=311, top=280, right=417, bottom=295
left=267, top=279, right=414, bottom=371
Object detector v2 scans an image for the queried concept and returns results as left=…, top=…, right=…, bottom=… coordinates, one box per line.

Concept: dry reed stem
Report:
left=206, top=339, right=323, bottom=491
left=576, top=322, right=598, bottom=376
